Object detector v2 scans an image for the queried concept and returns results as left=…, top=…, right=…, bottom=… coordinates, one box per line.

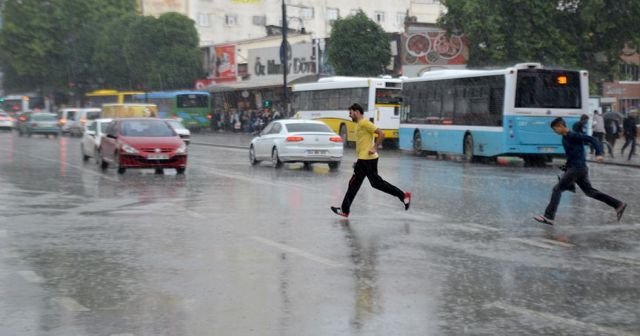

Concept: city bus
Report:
left=292, top=77, right=403, bottom=147
left=84, top=89, right=144, bottom=107
left=400, top=63, right=588, bottom=165
left=1, top=93, right=49, bottom=114
left=132, top=91, right=211, bottom=130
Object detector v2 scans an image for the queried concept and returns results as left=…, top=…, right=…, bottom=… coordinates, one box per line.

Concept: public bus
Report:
left=84, top=89, right=144, bottom=107
left=400, top=63, right=588, bottom=165
left=1, top=93, right=49, bottom=114
left=292, top=77, right=403, bottom=147
left=132, top=91, right=211, bottom=130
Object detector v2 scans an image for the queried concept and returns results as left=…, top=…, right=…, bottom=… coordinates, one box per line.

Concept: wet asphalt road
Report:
left=0, top=130, right=638, bottom=336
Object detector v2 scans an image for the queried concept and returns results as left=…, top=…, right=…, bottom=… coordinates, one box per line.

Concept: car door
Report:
left=82, top=121, right=97, bottom=157
left=101, top=121, right=118, bottom=163
left=267, top=122, right=283, bottom=152
left=254, top=122, right=274, bottom=158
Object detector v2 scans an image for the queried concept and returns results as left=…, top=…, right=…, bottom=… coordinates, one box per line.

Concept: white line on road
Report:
left=463, top=223, right=501, bottom=232
left=487, top=301, right=637, bottom=336
left=507, top=237, right=558, bottom=250
left=536, top=238, right=575, bottom=248
left=51, top=297, right=91, bottom=312
left=250, top=236, right=345, bottom=268
left=18, top=270, right=45, bottom=284
left=588, top=254, right=640, bottom=266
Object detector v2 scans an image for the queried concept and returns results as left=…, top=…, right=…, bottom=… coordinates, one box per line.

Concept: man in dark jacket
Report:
left=534, top=117, right=627, bottom=225
left=621, top=114, right=637, bottom=161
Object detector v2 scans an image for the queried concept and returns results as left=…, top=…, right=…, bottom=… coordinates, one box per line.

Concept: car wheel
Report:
left=413, top=131, right=423, bottom=156
left=271, top=148, right=282, bottom=169
left=303, top=162, right=312, bottom=170
left=114, top=153, right=126, bottom=174
left=155, top=168, right=164, bottom=175
left=249, top=145, right=260, bottom=166
left=176, top=167, right=186, bottom=175
left=98, top=149, right=109, bottom=170
left=329, top=161, right=341, bottom=170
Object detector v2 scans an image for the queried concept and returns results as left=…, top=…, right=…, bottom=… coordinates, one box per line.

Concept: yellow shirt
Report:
left=355, top=118, right=379, bottom=160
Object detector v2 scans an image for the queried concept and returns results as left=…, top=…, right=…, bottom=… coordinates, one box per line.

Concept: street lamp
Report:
left=281, top=0, right=288, bottom=117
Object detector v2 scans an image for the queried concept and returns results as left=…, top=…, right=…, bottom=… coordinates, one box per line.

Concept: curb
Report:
left=191, top=142, right=248, bottom=150
left=586, top=159, right=640, bottom=169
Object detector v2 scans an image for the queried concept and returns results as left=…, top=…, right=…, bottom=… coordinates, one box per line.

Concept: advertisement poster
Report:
left=210, top=44, right=237, bottom=82
left=401, top=26, right=469, bottom=77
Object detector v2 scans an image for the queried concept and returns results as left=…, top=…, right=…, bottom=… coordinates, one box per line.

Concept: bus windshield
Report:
left=515, top=70, right=581, bottom=109
left=177, top=94, right=209, bottom=108
left=375, top=89, right=403, bottom=105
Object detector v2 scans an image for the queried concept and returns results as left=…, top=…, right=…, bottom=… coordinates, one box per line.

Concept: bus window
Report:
left=375, top=89, right=402, bottom=105
left=516, top=70, right=581, bottom=109
left=177, top=94, right=209, bottom=108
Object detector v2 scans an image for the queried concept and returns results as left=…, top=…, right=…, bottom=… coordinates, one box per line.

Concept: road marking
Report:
left=487, top=301, right=637, bottom=336
left=508, top=237, right=558, bottom=250
left=536, top=238, right=575, bottom=248
left=52, top=297, right=91, bottom=312
left=588, top=254, right=640, bottom=266
left=250, top=236, right=345, bottom=268
left=18, top=270, right=45, bottom=284
left=463, top=223, right=500, bottom=232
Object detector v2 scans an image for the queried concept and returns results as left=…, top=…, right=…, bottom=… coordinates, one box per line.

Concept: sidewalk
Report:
left=190, top=130, right=640, bottom=168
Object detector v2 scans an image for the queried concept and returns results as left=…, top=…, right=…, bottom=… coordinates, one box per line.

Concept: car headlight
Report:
left=176, top=143, right=187, bottom=154
left=121, top=144, right=139, bottom=154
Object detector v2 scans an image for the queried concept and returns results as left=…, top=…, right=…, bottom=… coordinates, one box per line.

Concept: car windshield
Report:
left=86, top=111, right=101, bottom=120
left=166, top=120, right=186, bottom=130
left=32, top=114, right=57, bottom=121
left=99, top=122, right=111, bottom=133
left=120, top=120, right=175, bottom=137
left=285, top=123, right=333, bottom=133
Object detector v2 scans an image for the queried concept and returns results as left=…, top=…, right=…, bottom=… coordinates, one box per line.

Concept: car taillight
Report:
left=207, top=114, right=212, bottom=119
left=19, top=116, right=26, bottom=121
left=286, top=136, right=304, bottom=142
left=329, top=136, right=343, bottom=143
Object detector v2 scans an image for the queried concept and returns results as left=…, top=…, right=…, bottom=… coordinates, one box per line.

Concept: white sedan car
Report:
left=250, top=119, right=343, bottom=170
left=0, top=112, right=15, bottom=130
left=164, top=119, right=191, bottom=145
left=81, top=118, right=112, bottom=162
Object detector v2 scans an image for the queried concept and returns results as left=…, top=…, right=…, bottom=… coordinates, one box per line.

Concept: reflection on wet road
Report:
left=0, top=131, right=638, bottom=336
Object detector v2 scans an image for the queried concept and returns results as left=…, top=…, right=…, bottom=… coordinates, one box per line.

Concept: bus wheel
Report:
left=413, top=131, right=423, bottom=156
left=463, top=134, right=474, bottom=162
left=339, top=124, right=349, bottom=148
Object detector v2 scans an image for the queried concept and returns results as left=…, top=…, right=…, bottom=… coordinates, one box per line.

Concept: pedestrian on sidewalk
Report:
left=331, top=103, right=411, bottom=218
left=605, top=117, right=621, bottom=155
left=592, top=110, right=612, bottom=157
left=621, top=113, right=637, bottom=161
left=534, top=117, right=627, bottom=226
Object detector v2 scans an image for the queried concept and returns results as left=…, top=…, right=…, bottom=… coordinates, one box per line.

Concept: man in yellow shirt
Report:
left=331, top=104, right=411, bottom=218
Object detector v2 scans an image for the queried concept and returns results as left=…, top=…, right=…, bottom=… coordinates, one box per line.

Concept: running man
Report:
left=534, top=117, right=627, bottom=225
left=331, top=103, right=411, bottom=218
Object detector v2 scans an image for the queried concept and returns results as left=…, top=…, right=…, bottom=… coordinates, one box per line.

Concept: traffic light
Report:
left=264, top=100, right=271, bottom=108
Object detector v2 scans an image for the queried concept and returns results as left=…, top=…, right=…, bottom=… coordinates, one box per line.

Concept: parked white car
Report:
left=164, top=119, right=190, bottom=145
left=249, top=119, right=343, bottom=170
left=81, top=118, right=112, bottom=162
left=0, top=112, right=15, bottom=130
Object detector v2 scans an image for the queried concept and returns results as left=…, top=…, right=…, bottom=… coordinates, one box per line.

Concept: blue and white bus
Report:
left=132, top=91, right=211, bottom=130
left=399, top=63, right=589, bottom=165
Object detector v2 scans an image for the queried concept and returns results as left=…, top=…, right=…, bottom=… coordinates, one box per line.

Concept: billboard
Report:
left=249, top=43, right=317, bottom=79
left=401, top=25, right=469, bottom=77
left=210, top=44, right=237, bottom=82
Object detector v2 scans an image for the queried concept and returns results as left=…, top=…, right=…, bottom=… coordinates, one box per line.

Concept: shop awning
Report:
left=206, top=74, right=317, bottom=92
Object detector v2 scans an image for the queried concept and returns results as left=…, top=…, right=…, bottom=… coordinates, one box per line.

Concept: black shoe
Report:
left=330, top=206, right=349, bottom=218
left=533, top=215, right=554, bottom=226
left=616, top=203, right=627, bottom=222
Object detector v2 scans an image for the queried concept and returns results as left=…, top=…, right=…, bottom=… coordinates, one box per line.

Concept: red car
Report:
left=98, top=118, right=188, bottom=174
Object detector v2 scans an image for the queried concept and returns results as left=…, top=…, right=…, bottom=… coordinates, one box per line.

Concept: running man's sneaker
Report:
left=330, top=206, right=349, bottom=218
left=533, top=215, right=554, bottom=226
left=403, top=192, right=412, bottom=211
left=616, top=203, right=627, bottom=222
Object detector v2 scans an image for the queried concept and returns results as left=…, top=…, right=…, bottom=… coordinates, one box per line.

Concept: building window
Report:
left=197, top=13, right=210, bottom=27
left=301, top=7, right=314, bottom=19
left=375, top=11, right=385, bottom=23
left=225, top=14, right=237, bottom=26
left=327, top=8, right=339, bottom=21
left=397, top=12, right=406, bottom=25
left=252, top=15, right=266, bottom=26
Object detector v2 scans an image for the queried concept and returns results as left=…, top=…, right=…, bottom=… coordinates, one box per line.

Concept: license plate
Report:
left=308, top=150, right=327, bottom=155
left=539, top=147, right=555, bottom=153
left=148, top=154, right=169, bottom=160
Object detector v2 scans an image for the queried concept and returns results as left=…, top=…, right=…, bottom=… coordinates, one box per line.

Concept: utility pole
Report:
left=281, top=0, right=288, bottom=117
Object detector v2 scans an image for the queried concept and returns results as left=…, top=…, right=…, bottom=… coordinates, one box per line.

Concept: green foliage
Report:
left=439, top=0, right=640, bottom=82
left=327, top=10, right=391, bottom=76
left=0, top=0, right=201, bottom=94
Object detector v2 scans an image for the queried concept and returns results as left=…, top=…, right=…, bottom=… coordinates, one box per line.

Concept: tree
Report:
left=438, top=0, right=640, bottom=82
left=327, top=11, right=391, bottom=76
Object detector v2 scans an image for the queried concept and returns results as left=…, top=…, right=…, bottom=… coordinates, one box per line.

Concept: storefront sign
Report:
left=249, top=43, right=317, bottom=79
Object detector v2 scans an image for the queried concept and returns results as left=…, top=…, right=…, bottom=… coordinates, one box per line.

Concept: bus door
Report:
left=373, top=87, right=402, bottom=140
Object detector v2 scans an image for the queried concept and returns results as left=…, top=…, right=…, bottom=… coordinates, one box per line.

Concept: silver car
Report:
left=81, top=118, right=112, bottom=162
left=249, top=119, right=343, bottom=170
